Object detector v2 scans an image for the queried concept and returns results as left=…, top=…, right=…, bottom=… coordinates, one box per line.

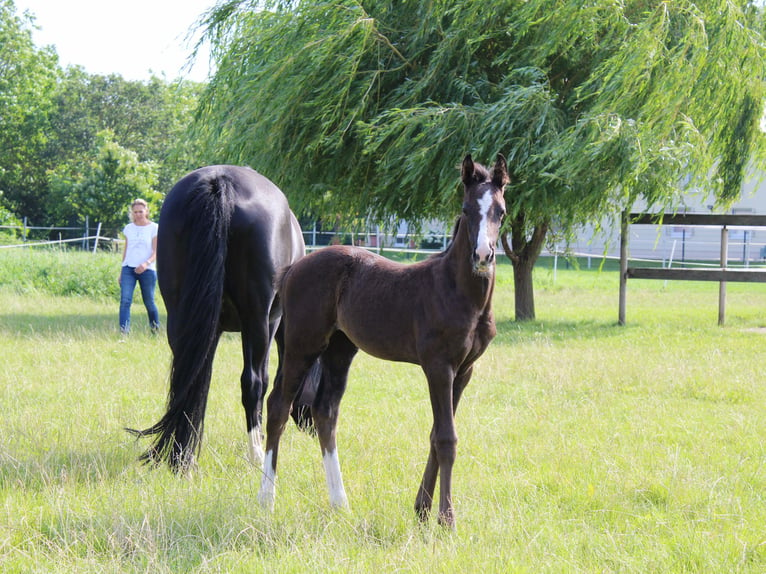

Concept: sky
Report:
left=14, top=0, right=216, bottom=82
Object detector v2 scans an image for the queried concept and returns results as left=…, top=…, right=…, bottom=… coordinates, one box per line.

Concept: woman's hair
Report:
left=129, top=198, right=149, bottom=222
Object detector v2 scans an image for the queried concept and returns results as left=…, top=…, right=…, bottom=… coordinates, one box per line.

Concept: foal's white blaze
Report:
left=475, top=189, right=494, bottom=263
left=258, top=450, right=276, bottom=509
left=247, top=428, right=264, bottom=466
left=323, top=449, right=349, bottom=508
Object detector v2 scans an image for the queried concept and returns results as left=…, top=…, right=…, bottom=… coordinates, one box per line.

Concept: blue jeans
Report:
left=119, top=266, right=160, bottom=333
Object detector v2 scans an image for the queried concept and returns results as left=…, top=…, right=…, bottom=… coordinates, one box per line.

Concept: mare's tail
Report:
left=127, top=175, right=235, bottom=471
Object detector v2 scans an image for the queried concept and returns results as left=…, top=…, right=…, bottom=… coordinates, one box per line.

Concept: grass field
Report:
left=2, top=251, right=766, bottom=572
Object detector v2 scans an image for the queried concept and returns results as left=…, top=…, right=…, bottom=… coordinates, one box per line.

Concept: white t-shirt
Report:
left=122, top=222, right=158, bottom=269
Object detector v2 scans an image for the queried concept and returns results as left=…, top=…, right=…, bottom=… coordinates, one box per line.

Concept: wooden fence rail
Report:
left=619, top=212, right=766, bottom=326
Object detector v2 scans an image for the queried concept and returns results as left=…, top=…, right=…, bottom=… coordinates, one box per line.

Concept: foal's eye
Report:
left=462, top=204, right=469, bottom=214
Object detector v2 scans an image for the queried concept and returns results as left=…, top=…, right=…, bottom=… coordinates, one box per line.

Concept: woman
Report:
left=119, top=198, right=160, bottom=335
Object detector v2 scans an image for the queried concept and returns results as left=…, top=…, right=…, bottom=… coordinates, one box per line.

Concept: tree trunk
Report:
left=511, top=253, right=536, bottom=321
left=500, top=212, right=549, bottom=322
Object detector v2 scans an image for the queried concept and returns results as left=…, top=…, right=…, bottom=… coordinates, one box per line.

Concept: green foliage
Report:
left=0, top=203, right=22, bottom=242
left=0, top=0, right=61, bottom=223
left=50, top=130, right=161, bottom=237
left=3, top=270, right=766, bottom=571
left=194, top=0, right=765, bottom=320
left=48, top=69, right=206, bottom=199
left=0, top=1, right=205, bottom=227
left=195, top=0, right=766, bottom=227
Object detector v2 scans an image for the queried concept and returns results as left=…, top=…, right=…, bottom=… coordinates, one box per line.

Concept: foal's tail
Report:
left=288, top=346, right=323, bottom=434
left=127, top=175, right=236, bottom=472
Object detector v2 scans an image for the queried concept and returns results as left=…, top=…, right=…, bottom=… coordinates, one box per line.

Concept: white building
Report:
left=564, top=170, right=766, bottom=266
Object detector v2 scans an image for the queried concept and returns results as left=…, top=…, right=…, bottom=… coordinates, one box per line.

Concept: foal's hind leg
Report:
left=313, top=332, right=358, bottom=508
left=259, top=351, right=320, bottom=509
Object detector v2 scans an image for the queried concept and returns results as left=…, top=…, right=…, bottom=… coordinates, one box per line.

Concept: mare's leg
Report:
left=233, top=281, right=276, bottom=466
left=240, top=317, right=273, bottom=466
left=414, top=364, right=474, bottom=528
left=313, top=332, right=358, bottom=508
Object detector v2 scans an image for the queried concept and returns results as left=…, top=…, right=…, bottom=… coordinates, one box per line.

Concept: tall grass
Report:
left=2, top=251, right=766, bottom=572
left=0, top=248, right=120, bottom=299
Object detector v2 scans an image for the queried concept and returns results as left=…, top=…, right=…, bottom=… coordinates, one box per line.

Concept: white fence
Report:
left=6, top=216, right=766, bottom=266
left=0, top=218, right=113, bottom=253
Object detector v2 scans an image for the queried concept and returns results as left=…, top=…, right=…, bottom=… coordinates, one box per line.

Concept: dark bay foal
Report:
left=259, top=154, right=509, bottom=528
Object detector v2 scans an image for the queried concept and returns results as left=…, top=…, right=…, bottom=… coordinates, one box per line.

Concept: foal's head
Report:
left=460, top=153, right=509, bottom=276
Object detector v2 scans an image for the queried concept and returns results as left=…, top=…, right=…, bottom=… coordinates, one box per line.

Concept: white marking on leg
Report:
left=475, top=190, right=493, bottom=262
left=247, top=428, right=264, bottom=466
left=323, top=449, right=348, bottom=509
left=258, top=450, right=276, bottom=510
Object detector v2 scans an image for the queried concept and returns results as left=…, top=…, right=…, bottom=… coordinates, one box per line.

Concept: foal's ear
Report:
left=461, top=154, right=475, bottom=185
left=492, top=153, right=510, bottom=189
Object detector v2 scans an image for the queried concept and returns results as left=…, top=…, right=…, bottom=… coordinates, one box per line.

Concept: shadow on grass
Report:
left=495, top=317, right=626, bottom=345
left=0, top=443, right=139, bottom=491
left=0, top=312, right=163, bottom=337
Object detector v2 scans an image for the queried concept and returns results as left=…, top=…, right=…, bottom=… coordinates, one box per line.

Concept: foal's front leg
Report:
left=416, top=363, right=458, bottom=527
left=415, top=364, right=473, bottom=528
left=414, top=429, right=440, bottom=521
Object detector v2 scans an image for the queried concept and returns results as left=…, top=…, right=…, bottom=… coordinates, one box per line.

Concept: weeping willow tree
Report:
left=192, top=0, right=766, bottom=321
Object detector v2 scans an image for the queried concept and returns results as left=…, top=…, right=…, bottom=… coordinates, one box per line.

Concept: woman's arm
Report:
left=135, top=234, right=157, bottom=274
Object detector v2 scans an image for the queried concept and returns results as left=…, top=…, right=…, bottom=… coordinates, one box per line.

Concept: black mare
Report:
left=129, top=165, right=315, bottom=471
left=258, top=154, right=509, bottom=528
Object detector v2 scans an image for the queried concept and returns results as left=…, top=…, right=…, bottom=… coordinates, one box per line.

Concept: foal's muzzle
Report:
left=472, top=245, right=495, bottom=274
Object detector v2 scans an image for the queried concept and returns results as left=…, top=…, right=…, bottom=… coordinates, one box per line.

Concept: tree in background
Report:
left=44, top=69, right=204, bottom=228
left=0, top=0, right=60, bottom=223
left=48, top=69, right=204, bottom=196
left=194, top=0, right=765, bottom=320
left=49, top=130, right=160, bottom=237
left=0, top=0, right=204, bottom=233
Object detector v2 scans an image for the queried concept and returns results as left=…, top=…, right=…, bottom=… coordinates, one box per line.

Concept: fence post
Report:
left=92, top=222, right=102, bottom=254
left=618, top=211, right=628, bottom=326
left=718, top=225, right=728, bottom=326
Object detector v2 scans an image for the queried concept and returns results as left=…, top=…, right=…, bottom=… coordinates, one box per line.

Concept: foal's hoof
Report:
left=437, top=511, right=456, bottom=531
left=258, top=486, right=275, bottom=511
left=328, top=493, right=349, bottom=510
left=415, top=506, right=430, bottom=523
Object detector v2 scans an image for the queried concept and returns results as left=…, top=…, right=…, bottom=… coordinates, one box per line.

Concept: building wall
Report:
left=564, top=170, right=766, bottom=265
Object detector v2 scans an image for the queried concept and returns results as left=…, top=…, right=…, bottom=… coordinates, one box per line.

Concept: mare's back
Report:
left=158, top=165, right=303, bottom=308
